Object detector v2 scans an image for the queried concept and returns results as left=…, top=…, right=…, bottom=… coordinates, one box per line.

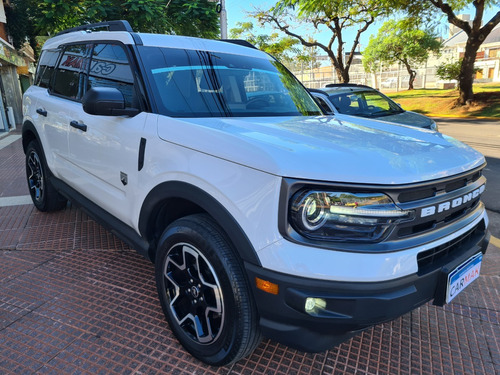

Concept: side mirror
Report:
left=83, top=87, right=139, bottom=117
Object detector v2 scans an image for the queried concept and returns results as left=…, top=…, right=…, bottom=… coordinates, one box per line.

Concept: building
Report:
left=0, top=0, right=36, bottom=133
left=441, top=22, right=500, bottom=82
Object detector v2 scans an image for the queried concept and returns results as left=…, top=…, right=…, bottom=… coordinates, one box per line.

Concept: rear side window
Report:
left=52, top=44, right=91, bottom=100
left=34, top=49, right=61, bottom=88
left=314, top=95, right=333, bottom=113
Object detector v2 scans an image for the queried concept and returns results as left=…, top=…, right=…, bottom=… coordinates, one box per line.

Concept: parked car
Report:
left=310, top=84, right=438, bottom=131
left=23, top=21, right=488, bottom=366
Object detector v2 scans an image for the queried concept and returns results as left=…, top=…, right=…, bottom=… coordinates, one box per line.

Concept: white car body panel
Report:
left=156, top=116, right=484, bottom=185
left=23, top=27, right=488, bottom=286
left=256, top=211, right=488, bottom=282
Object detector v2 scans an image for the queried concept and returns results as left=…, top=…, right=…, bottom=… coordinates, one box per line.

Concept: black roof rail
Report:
left=55, top=20, right=133, bottom=36
left=221, top=39, right=258, bottom=49
left=325, top=83, right=373, bottom=89
left=307, top=88, right=326, bottom=93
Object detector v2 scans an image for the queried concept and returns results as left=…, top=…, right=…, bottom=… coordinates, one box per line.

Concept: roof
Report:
left=309, top=84, right=377, bottom=96
left=42, top=21, right=265, bottom=60
left=444, top=23, right=500, bottom=47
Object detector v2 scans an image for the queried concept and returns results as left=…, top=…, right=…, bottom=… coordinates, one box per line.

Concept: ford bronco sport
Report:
left=22, top=21, right=490, bottom=365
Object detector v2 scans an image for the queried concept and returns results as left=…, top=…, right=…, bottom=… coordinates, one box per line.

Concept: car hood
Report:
left=157, top=115, right=484, bottom=185
left=335, top=110, right=434, bottom=129
left=375, top=110, right=434, bottom=128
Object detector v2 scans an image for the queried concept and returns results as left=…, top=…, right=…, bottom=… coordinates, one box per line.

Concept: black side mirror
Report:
left=83, top=87, right=139, bottom=117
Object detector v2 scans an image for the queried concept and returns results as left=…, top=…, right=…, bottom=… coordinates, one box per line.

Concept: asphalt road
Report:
left=435, top=118, right=500, bottom=240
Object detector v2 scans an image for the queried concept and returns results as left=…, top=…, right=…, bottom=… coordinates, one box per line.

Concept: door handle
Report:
left=36, top=108, right=47, bottom=117
left=70, top=120, right=87, bottom=132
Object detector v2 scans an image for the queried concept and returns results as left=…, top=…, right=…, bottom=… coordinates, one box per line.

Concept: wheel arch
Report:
left=139, top=181, right=261, bottom=266
left=21, top=120, right=41, bottom=153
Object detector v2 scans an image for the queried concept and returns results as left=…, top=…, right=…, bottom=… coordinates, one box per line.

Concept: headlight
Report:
left=430, top=120, right=438, bottom=131
left=289, top=190, right=414, bottom=242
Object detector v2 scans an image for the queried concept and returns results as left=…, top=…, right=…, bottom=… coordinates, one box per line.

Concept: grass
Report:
left=384, top=83, right=500, bottom=119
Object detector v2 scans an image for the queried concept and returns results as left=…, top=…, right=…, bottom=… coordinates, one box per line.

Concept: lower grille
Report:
left=416, top=221, right=485, bottom=270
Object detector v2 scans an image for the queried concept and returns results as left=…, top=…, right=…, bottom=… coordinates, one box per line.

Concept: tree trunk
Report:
left=408, top=71, right=416, bottom=90
left=336, top=68, right=350, bottom=84
left=329, top=55, right=350, bottom=84
left=458, top=38, right=482, bottom=104
left=402, top=60, right=416, bottom=90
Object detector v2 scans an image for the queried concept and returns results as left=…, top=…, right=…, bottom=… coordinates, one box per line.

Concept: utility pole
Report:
left=210, top=0, right=227, bottom=39
left=220, top=0, right=227, bottom=39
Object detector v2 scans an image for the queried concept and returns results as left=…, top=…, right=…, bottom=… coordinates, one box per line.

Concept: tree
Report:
left=230, top=22, right=300, bottom=65
left=253, top=0, right=392, bottom=83
left=230, top=22, right=320, bottom=70
left=5, top=0, right=220, bottom=51
left=436, top=58, right=481, bottom=83
left=4, top=0, right=39, bottom=55
left=436, top=59, right=463, bottom=82
left=397, top=0, right=500, bottom=104
left=363, top=19, right=441, bottom=90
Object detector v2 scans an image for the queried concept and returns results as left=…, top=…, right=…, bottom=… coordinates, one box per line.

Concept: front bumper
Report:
left=245, top=219, right=489, bottom=352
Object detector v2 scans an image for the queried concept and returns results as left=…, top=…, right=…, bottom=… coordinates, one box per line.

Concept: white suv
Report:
left=22, top=21, right=490, bottom=366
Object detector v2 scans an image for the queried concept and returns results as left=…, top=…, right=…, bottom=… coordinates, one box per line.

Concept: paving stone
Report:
left=0, top=134, right=498, bottom=374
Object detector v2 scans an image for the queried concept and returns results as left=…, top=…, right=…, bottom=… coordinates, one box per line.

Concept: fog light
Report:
left=305, top=297, right=327, bottom=315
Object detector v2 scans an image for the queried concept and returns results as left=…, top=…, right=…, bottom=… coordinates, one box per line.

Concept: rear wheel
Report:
left=155, top=214, right=261, bottom=365
left=25, top=141, right=67, bottom=212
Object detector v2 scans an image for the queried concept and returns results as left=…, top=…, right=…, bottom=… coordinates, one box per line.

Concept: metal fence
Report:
left=291, top=57, right=500, bottom=91
left=291, top=63, right=450, bottom=91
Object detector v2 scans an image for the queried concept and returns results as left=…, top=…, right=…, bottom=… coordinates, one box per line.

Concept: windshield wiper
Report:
left=367, top=109, right=402, bottom=117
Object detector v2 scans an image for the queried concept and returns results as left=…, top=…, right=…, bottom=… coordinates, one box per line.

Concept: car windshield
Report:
left=328, top=90, right=404, bottom=117
left=139, top=46, right=322, bottom=118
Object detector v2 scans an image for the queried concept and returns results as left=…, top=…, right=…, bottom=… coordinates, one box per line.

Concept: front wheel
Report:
left=155, top=214, right=261, bottom=366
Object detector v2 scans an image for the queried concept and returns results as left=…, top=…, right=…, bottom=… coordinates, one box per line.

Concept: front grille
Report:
left=397, top=199, right=481, bottom=238
left=389, top=167, right=485, bottom=240
left=397, top=168, right=482, bottom=204
left=416, top=221, right=485, bottom=271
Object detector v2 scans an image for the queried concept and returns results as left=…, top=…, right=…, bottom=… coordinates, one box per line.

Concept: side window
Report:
left=334, top=93, right=360, bottom=114
left=363, top=92, right=391, bottom=111
left=314, top=96, right=333, bottom=113
left=88, top=43, right=136, bottom=107
left=34, top=49, right=61, bottom=88
left=52, top=44, right=91, bottom=100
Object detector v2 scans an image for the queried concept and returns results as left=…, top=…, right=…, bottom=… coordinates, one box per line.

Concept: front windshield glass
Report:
left=328, top=90, right=403, bottom=117
left=139, top=46, right=322, bottom=118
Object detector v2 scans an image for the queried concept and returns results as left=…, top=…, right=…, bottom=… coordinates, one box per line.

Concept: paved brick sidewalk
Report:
left=0, top=133, right=499, bottom=374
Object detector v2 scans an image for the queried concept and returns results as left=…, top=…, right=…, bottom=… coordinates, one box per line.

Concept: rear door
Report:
left=30, top=46, right=85, bottom=177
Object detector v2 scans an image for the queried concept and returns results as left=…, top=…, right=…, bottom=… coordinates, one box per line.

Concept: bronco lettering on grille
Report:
left=420, top=185, right=485, bottom=218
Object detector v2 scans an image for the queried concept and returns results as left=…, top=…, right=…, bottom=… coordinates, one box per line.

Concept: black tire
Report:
left=155, top=214, right=261, bottom=366
left=25, top=140, right=67, bottom=212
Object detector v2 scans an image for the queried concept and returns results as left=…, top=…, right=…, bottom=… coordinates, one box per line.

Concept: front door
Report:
left=65, top=42, right=146, bottom=228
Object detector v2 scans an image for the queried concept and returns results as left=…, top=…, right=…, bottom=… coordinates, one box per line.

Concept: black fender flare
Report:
left=21, top=121, right=42, bottom=153
left=139, top=181, right=261, bottom=266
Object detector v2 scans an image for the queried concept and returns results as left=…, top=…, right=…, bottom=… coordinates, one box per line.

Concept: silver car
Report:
left=309, top=84, right=438, bottom=131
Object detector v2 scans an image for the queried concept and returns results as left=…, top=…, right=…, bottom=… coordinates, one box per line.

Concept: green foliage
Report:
left=436, top=59, right=462, bottom=82
left=277, top=0, right=390, bottom=20
left=363, top=19, right=441, bottom=73
left=5, top=0, right=220, bottom=48
left=164, top=0, right=220, bottom=38
left=436, top=59, right=480, bottom=82
left=390, top=0, right=499, bottom=24
left=393, top=0, right=500, bottom=102
left=5, top=0, right=34, bottom=50
left=229, top=22, right=301, bottom=65
left=255, top=0, right=394, bottom=82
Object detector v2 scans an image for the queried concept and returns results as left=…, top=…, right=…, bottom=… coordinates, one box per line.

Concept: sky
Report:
left=224, top=0, right=499, bottom=52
